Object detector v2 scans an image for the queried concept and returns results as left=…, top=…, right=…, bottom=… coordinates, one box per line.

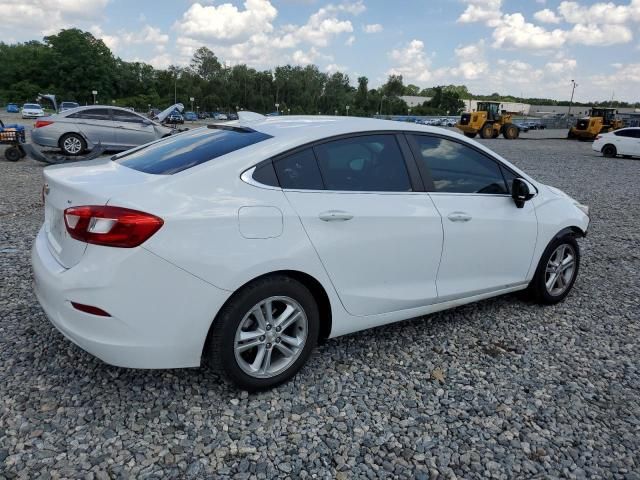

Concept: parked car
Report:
left=593, top=127, right=640, bottom=158
left=6, top=103, right=19, bottom=113
left=213, top=112, right=228, bottom=120
left=514, top=122, right=530, bottom=133
left=167, top=111, right=184, bottom=124
left=32, top=115, right=589, bottom=390
left=59, top=101, right=80, bottom=112
left=227, top=113, right=239, bottom=120
left=21, top=103, right=45, bottom=118
left=31, top=105, right=173, bottom=155
left=184, top=111, right=198, bottom=121
left=198, top=112, right=208, bottom=120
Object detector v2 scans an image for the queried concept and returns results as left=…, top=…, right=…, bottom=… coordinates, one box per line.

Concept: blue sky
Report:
left=2, top=0, right=640, bottom=101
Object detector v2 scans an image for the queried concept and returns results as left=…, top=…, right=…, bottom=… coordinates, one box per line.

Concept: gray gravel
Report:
left=1, top=130, right=639, bottom=479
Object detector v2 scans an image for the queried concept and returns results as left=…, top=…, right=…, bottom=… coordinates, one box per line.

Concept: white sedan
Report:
left=32, top=115, right=590, bottom=390
left=593, top=127, right=640, bottom=158
left=21, top=103, right=45, bottom=118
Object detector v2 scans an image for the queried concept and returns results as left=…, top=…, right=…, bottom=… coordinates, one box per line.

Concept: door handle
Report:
left=319, top=210, right=354, bottom=222
left=447, top=212, right=472, bottom=222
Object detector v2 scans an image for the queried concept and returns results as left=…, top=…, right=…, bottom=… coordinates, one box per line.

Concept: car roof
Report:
left=236, top=115, right=457, bottom=145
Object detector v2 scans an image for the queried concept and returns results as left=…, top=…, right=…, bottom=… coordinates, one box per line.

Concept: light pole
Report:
left=287, top=108, right=290, bottom=115
left=275, top=103, right=280, bottom=114
left=379, top=95, right=386, bottom=115
left=190, top=97, right=194, bottom=113
left=567, top=80, right=578, bottom=127
left=346, top=105, right=350, bottom=116
left=334, top=109, right=338, bottom=116
left=408, top=107, right=411, bottom=116
left=92, top=90, right=97, bottom=104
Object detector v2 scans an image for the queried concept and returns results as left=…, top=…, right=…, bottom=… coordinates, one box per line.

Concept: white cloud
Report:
left=363, top=23, right=383, bottom=33
left=545, top=57, right=577, bottom=73
left=492, top=13, right=567, bottom=49
left=177, top=0, right=277, bottom=43
left=534, top=8, right=561, bottom=24
left=0, top=0, right=109, bottom=39
left=345, top=35, right=356, bottom=46
left=458, top=0, right=503, bottom=26
left=568, top=23, right=633, bottom=46
left=291, top=47, right=332, bottom=65
left=558, top=1, right=633, bottom=24
left=387, top=40, right=432, bottom=82
left=326, top=63, right=347, bottom=73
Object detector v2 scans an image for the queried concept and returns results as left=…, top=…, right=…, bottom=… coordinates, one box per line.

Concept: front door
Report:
left=407, top=133, right=537, bottom=300
left=66, top=107, right=117, bottom=147
left=111, top=109, right=157, bottom=148
left=275, top=134, right=443, bottom=316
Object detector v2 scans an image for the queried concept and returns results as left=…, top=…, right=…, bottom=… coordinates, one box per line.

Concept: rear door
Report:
left=407, top=133, right=538, bottom=300
left=111, top=109, right=158, bottom=148
left=66, top=108, right=117, bottom=146
left=276, top=133, right=443, bottom=317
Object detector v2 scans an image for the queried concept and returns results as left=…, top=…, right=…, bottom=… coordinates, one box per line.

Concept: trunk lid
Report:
left=43, top=158, right=157, bottom=268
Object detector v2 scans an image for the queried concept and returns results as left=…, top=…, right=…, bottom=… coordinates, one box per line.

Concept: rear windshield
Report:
left=115, top=126, right=272, bottom=175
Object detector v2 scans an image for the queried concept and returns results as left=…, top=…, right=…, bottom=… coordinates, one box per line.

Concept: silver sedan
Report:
left=31, top=106, right=173, bottom=155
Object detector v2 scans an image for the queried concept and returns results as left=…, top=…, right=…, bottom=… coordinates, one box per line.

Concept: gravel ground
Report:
left=1, top=130, right=639, bottom=479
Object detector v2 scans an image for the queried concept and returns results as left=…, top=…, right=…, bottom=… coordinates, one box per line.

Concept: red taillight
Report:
left=34, top=120, right=54, bottom=128
left=64, top=205, right=163, bottom=248
left=71, top=302, right=111, bottom=317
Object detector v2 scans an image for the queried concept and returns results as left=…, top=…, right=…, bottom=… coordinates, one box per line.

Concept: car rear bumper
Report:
left=32, top=227, right=231, bottom=369
left=30, top=128, right=60, bottom=148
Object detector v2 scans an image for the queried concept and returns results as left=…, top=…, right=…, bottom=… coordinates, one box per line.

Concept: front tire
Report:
left=464, top=132, right=477, bottom=138
left=528, top=234, right=580, bottom=304
left=205, top=275, right=319, bottom=390
left=602, top=144, right=617, bottom=158
left=59, top=133, right=86, bottom=156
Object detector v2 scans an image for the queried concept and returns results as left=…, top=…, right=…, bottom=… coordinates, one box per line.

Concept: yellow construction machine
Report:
left=568, top=107, right=623, bottom=140
left=456, top=101, right=519, bottom=140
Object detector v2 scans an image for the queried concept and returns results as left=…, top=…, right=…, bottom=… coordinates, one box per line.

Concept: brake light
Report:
left=64, top=205, right=163, bottom=248
left=34, top=120, right=54, bottom=128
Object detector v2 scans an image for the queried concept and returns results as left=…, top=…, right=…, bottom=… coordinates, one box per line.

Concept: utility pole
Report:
left=567, top=79, right=577, bottom=127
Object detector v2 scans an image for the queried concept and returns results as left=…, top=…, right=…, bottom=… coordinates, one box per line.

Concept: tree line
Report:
left=2, top=29, right=633, bottom=117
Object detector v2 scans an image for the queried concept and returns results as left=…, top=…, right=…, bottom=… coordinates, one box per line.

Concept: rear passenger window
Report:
left=410, top=135, right=508, bottom=194
left=313, top=135, right=411, bottom=192
left=69, top=108, right=111, bottom=121
left=274, top=148, right=324, bottom=190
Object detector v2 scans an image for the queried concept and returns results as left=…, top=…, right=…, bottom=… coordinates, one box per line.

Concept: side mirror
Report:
left=512, top=178, right=534, bottom=208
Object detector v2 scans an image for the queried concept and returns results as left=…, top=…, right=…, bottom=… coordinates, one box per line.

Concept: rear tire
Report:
left=527, top=234, right=580, bottom=305
left=464, top=132, right=477, bottom=138
left=503, top=124, right=519, bottom=139
left=480, top=123, right=494, bottom=139
left=59, top=133, right=86, bottom=156
left=4, top=146, right=21, bottom=162
left=205, top=275, right=319, bottom=391
left=602, top=144, right=617, bottom=158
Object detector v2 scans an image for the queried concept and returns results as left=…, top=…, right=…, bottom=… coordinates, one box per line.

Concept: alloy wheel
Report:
left=544, top=244, right=576, bottom=296
left=63, top=136, right=82, bottom=154
left=234, top=296, right=308, bottom=378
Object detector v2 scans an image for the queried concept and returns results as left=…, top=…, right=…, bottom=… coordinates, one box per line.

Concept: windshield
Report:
left=115, top=126, right=273, bottom=175
left=24, top=104, right=41, bottom=109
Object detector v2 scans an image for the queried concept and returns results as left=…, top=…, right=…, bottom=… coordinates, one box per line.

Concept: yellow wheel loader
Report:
left=568, top=107, right=623, bottom=140
left=456, top=101, right=519, bottom=140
